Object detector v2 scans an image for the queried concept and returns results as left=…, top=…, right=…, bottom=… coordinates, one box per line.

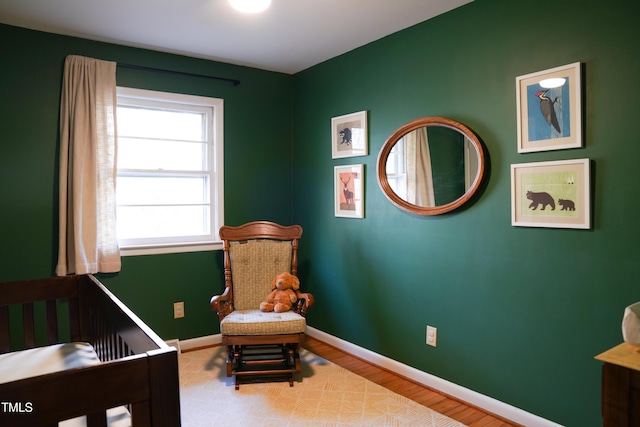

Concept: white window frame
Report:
left=116, top=87, right=224, bottom=256
left=386, top=136, right=407, bottom=200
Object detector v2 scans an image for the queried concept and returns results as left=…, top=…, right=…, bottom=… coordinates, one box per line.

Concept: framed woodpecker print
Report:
left=334, top=164, right=364, bottom=218
left=511, top=158, right=591, bottom=229
left=516, top=62, right=582, bottom=153
left=331, top=111, right=368, bottom=159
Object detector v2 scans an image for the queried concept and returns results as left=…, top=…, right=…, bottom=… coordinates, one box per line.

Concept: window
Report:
left=116, top=87, right=224, bottom=255
left=385, top=136, right=407, bottom=200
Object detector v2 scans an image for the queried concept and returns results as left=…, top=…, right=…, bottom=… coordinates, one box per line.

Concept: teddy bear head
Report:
left=271, top=271, right=300, bottom=291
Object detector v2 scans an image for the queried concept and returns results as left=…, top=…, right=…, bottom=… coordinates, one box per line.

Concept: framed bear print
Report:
left=511, top=158, right=590, bottom=229
left=516, top=62, right=582, bottom=153
left=331, top=111, right=368, bottom=159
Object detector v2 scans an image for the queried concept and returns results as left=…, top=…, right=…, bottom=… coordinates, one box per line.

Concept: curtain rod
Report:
left=117, top=63, right=241, bottom=86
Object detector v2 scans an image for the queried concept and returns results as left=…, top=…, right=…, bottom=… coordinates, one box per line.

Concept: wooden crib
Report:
left=0, top=274, right=181, bottom=426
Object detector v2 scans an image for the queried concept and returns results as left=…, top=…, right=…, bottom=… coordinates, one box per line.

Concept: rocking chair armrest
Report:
left=295, top=291, right=314, bottom=317
left=210, top=287, right=233, bottom=321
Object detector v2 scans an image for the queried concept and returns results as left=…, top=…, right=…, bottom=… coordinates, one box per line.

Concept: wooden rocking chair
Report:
left=210, top=221, right=314, bottom=389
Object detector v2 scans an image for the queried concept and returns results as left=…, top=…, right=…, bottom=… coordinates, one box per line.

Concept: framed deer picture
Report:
left=334, top=164, right=364, bottom=218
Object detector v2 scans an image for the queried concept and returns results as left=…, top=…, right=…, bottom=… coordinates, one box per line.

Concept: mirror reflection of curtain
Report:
left=405, top=128, right=435, bottom=207
left=56, top=55, right=121, bottom=276
left=464, top=137, right=479, bottom=190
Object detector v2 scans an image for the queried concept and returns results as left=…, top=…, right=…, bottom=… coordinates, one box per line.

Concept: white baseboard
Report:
left=177, top=328, right=563, bottom=427
left=305, top=327, right=563, bottom=427
left=176, top=334, right=221, bottom=352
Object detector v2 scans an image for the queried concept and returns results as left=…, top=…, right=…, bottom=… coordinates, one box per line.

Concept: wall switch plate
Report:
left=174, top=302, right=184, bottom=319
left=426, top=325, right=437, bottom=347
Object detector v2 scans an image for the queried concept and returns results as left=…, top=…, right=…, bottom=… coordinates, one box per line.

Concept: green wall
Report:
left=2, top=0, right=640, bottom=424
left=292, top=0, right=640, bottom=425
left=0, top=23, right=294, bottom=341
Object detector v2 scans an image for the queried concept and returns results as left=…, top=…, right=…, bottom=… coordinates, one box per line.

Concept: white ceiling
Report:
left=0, top=0, right=473, bottom=74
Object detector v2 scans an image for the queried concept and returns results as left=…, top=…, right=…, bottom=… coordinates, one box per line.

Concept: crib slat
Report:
left=46, top=299, right=58, bottom=344
left=86, top=410, right=107, bottom=427
left=69, top=294, right=81, bottom=342
left=0, top=305, right=9, bottom=353
left=23, top=302, right=35, bottom=349
left=118, top=335, right=126, bottom=359
left=108, top=330, right=116, bottom=360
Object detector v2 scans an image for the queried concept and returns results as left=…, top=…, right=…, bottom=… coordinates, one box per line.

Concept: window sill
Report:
left=119, top=241, right=223, bottom=256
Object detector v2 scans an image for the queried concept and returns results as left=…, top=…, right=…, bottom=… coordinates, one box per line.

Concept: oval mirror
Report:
left=377, top=117, right=486, bottom=216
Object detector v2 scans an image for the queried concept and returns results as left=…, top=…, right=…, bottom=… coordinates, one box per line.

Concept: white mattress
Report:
left=0, top=343, right=131, bottom=426
left=0, top=342, right=100, bottom=383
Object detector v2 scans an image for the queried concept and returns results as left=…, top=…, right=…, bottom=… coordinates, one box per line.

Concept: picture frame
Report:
left=511, top=158, right=590, bottom=229
left=334, top=164, right=364, bottom=218
left=516, top=62, right=582, bottom=153
left=331, top=111, right=368, bottom=159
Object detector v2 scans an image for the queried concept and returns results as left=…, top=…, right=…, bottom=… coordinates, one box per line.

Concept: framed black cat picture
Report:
left=331, top=110, right=368, bottom=159
left=511, top=158, right=591, bottom=229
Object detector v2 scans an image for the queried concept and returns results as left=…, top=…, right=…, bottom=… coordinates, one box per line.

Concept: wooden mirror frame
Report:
left=377, top=116, right=486, bottom=216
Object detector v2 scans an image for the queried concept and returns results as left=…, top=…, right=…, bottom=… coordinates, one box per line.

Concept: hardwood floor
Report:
left=302, top=335, right=521, bottom=427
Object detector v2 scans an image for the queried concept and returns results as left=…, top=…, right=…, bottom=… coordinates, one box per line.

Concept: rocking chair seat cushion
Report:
left=220, top=310, right=307, bottom=336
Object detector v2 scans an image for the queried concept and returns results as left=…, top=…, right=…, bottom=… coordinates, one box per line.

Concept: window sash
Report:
left=117, top=137, right=208, bottom=171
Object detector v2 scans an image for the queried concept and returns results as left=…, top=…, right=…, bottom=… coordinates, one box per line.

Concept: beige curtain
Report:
left=406, top=128, right=435, bottom=207
left=56, top=55, right=121, bottom=276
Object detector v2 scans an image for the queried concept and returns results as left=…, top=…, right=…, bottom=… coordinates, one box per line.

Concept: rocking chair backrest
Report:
left=229, top=240, right=293, bottom=310
left=220, top=222, right=302, bottom=312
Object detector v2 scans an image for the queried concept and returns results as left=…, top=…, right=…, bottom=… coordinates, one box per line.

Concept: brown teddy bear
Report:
left=259, top=272, right=299, bottom=313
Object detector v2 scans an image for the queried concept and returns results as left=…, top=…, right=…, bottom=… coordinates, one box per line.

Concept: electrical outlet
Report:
left=426, top=325, right=437, bottom=347
left=174, top=302, right=184, bottom=319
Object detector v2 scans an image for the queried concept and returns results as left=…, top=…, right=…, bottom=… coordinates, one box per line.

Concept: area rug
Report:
left=178, top=346, right=467, bottom=427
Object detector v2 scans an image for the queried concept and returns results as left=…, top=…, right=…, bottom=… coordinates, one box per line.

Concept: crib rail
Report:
left=0, top=276, right=79, bottom=353
left=80, top=275, right=167, bottom=361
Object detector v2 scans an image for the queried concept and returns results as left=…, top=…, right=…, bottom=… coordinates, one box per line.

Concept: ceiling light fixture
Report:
left=229, top=0, right=272, bottom=13
left=539, top=78, right=566, bottom=89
